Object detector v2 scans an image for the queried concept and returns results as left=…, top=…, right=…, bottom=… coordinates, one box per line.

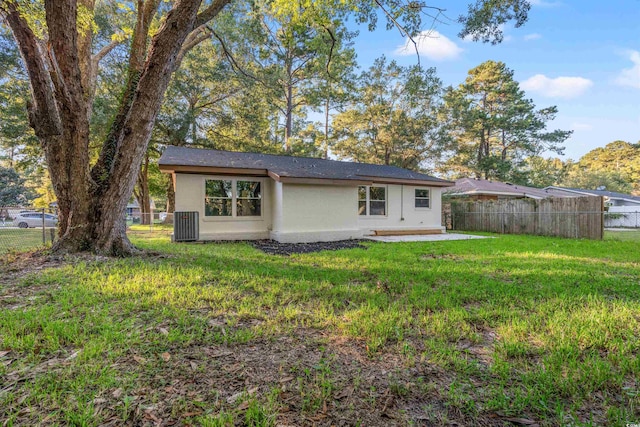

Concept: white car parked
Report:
left=13, top=212, right=58, bottom=228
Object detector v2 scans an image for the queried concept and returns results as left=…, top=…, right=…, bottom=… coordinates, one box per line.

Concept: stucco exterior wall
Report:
left=358, top=185, right=445, bottom=235
left=174, top=173, right=272, bottom=240
left=174, top=174, right=446, bottom=242
left=270, top=183, right=363, bottom=243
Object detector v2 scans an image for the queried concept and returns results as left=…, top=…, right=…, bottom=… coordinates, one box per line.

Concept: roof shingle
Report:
left=159, top=146, right=453, bottom=185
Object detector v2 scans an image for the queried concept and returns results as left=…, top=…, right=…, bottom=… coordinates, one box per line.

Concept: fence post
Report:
left=41, top=208, right=45, bottom=245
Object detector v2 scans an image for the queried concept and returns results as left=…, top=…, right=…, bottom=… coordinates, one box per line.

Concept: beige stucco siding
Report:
left=269, top=183, right=363, bottom=243
left=174, top=173, right=271, bottom=240
left=358, top=185, right=444, bottom=234
left=174, top=173, right=445, bottom=242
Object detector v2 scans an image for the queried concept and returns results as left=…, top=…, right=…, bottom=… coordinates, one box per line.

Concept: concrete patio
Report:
left=365, top=233, right=491, bottom=242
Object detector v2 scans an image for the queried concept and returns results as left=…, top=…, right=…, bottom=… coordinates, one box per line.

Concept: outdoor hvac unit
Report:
left=174, top=211, right=199, bottom=242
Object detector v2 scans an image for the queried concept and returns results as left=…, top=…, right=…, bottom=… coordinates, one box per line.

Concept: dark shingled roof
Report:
left=159, top=146, right=453, bottom=185
left=446, top=178, right=580, bottom=199
left=545, top=186, right=640, bottom=203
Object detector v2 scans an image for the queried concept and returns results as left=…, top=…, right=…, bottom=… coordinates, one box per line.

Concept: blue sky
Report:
left=347, top=0, right=639, bottom=160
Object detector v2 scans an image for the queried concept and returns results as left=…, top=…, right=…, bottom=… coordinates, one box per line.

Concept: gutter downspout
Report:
left=401, top=185, right=405, bottom=221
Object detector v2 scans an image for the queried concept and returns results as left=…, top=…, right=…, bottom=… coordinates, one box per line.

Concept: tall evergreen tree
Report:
left=442, top=60, right=571, bottom=181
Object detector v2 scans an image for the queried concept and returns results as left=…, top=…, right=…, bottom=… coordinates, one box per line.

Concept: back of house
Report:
left=158, top=146, right=453, bottom=243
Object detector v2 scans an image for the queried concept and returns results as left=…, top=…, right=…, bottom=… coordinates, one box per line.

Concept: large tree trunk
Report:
left=4, top=0, right=230, bottom=255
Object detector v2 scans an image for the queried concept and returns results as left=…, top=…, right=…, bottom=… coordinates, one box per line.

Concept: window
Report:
left=205, top=179, right=262, bottom=217
left=358, top=186, right=386, bottom=216
left=415, top=189, right=430, bottom=208
left=236, top=181, right=261, bottom=216
left=358, top=186, right=367, bottom=216
left=205, top=180, right=232, bottom=216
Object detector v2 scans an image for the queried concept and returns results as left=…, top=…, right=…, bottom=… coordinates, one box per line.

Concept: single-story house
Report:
left=444, top=178, right=578, bottom=200
left=158, top=146, right=454, bottom=243
left=545, top=186, right=640, bottom=228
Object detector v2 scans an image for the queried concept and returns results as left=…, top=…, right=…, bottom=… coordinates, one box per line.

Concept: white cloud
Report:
left=524, top=33, right=542, bottom=41
left=395, top=30, right=463, bottom=61
left=521, top=74, right=593, bottom=98
left=615, top=50, right=640, bottom=89
left=571, top=122, right=593, bottom=131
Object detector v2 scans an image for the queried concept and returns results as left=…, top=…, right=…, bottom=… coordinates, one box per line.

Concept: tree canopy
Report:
left=0, top=165, right=31, bottom=207
left=0, top=0, right=532, bottom=254
left=440, top=60, right=572, bottom=181
left=331, top=56, right=444, bottom=170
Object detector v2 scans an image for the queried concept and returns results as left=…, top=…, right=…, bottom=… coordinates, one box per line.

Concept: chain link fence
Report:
left=604, top=211, right=640, bottom=229
left=0, top=208, right=176, bottom=253
left=0, top=207, right=57, bottom=253
left=126, top=212, right=174, bottom=236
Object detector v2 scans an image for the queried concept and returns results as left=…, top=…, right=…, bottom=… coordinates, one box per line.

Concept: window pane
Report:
left=369, top=187, right=386, bottom=201
left=237, top=199, right=261, bottom=216
left=205, top=198, right=232, bottom=216
left=206, top=180, right=232, bottom=198
left=415, top=189, right=429, bottom=198
left=358, top=186, right=367, bottom=201
left=358, top=201, right=367, bottom=216
left=237, top=181, right=261, bottom=199
left=415, top=198, right=430, bottom=208
left=369, top=201, right=386, bottom=215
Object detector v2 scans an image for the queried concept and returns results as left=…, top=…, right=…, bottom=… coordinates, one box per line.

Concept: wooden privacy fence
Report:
left=446, top=196, right=604, bottom=240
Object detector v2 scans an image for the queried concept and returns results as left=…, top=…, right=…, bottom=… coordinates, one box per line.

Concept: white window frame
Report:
left=358, top=185, right=388, bottom=217
left=204, top=179, right=233, bottom=217
left=414, top=188, right=431, bottom=210
left=236, top=180, right=262, bottom=217
left=203, top=178, right=264, bottom=221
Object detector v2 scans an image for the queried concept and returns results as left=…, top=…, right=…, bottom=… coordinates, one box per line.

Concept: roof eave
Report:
left=158, top=164, right=269, bottom=176
left=357, top=176, right=454, bottom=187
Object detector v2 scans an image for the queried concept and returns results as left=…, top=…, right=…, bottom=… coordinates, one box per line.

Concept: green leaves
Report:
left=332, top=56, right=444, bottom=170
left=458, top=0, right=531, bottom=44
left=442, top=60, right=571, bottom=181
left=0, top=165, right=32, bottom=206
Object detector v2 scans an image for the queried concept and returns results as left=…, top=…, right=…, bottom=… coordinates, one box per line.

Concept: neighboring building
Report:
left=445, top=178, right=578, bottom=201
left=158, top=146, right=454, bottom=243
left=545, top=186, right=640, bottom=228
left=126, top=199, right=156, bottom=222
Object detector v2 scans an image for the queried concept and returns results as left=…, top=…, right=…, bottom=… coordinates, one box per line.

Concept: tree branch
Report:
left=0, top=1, right=62, bottom=138
left=92, top=39, right=122, bottom=65
left=176, top=25, right=212, bottom=67
left=45, top=0, right=86, bottom=115
left=195, top=0, right=231, bottom=27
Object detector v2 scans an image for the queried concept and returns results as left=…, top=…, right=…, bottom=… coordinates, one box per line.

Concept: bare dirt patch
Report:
left=86, top=329, right=508, bottom=426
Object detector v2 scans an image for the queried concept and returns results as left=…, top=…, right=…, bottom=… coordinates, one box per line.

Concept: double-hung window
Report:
left=205, top=180, right=232, bottom=216
left=236, top=181, right=261, bottom=216
left=358, top=186, right=386, bottom=216
left=205, top=179, right=261, bottom=217
left=415, top=189, right=430, bottom=208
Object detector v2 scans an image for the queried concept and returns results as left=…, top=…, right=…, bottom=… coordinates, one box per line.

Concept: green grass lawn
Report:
left=605, top=230, right=640, bottom=242
left=1, top=232, right=639, bottom=426
left=0, top=228, right=55, bottom=254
